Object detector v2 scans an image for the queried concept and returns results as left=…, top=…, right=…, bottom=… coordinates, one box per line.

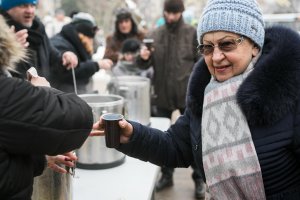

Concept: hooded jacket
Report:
left=0, top=15, right=93, bottom=199
left=117, top=26, right=300, bottom=199
left=50, top=23, right=99, bottom=94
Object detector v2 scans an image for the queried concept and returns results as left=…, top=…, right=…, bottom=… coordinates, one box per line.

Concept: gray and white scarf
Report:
left=202, top=56, right=266, bottom=200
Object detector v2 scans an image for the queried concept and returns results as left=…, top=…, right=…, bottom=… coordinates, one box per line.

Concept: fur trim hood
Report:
left=0, top=15, right=26, bottom=69
left=187, top=26, right=300, bottom=126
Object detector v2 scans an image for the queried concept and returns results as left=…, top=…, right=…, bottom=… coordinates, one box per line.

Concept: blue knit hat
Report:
left=0, top=0, right=37, bottom=11
left=197, top=0, right=265, bottom=49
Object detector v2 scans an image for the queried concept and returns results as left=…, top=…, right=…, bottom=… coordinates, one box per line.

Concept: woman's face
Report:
left=118, top=19, right=132, bottom=34
left=202, top=31, right=259, bottom=82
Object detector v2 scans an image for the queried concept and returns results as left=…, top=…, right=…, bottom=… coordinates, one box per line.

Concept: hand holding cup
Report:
left=90, top=113, right=133, bottom=147
left=102, top=113, right=123, bottom=148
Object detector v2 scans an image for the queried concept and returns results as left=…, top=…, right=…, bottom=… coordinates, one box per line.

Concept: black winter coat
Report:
left=50, top=24, right=99, bottom=94
left=118, top=26, right=300, bottom=199
left=0, top=10, right=63, bottom=79
left=0, top=73, right=93, bottom=199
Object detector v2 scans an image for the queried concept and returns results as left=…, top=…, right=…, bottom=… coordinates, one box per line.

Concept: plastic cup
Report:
left=102, top=113, right=124, bottom=148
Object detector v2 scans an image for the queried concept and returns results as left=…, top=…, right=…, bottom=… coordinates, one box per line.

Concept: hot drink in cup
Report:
left=102, top=113, right=124, bottom=148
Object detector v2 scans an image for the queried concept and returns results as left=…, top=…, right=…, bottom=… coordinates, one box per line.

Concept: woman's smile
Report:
left=214, top=65, right=231, bottom=73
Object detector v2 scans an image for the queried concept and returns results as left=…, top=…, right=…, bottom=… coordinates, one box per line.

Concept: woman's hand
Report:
left=91, top=117, right=134, bottom=144
left=46, top=152, right=77, bottom=174
left=30, top=76, right=51, bottom=87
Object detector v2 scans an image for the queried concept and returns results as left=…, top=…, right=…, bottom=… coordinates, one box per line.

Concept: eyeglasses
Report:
left=198, top=36, right=244, bottom=56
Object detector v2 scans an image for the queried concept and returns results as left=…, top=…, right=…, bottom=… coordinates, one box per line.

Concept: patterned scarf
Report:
left=201, top=57, right=266, bottom=200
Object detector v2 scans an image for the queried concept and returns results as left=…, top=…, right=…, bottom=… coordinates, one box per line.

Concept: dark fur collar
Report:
left=187, top=26, right=300, bottom=126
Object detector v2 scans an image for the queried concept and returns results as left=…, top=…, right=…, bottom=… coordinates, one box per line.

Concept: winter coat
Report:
left=137, top=18, right=200, bottom=111
left=0, top=10, right=63, bottom=79
left=112, top=60, right=145, bottom=76
left=50, top=24, right=99, bottom=94
left=0, top=71, right=93, bottom=199
left=104, top=32, right=144, bottom=65
left=118, top=26, right=300, bottom=199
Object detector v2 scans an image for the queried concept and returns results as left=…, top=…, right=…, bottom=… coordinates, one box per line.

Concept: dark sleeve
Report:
left=15, top=62, right=31, bottom=79
left=31, top=155, right=46, bottom=176
left=55, top=61, right=99, bottom=81
left=118, top=110, right=194, bottom=168
left=48, top=35, right=64, bottom=67
left=0, top=76, right=93, bottom=156
left=51, top=36, right=99, bottom=81
left=293, top=98, right=300, bottom=159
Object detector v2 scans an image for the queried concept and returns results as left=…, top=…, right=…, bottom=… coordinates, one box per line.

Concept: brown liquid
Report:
left=102, top=113, right=123, bottom=148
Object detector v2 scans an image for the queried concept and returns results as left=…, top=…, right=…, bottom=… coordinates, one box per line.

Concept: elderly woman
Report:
left=0, top=15, right=93, bottom=199
left=93, top=0, right=300, bottom=199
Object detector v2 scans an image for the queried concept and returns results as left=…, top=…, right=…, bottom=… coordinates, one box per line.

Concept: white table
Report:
left=73, top=117, right=171, bottom=200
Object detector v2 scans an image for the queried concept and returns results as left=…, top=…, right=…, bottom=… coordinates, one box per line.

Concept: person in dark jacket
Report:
left=103, top=8, right=145, bottom=65
left=93, top=0, right=300, bottom=199
left=50, top=12, right=113, bottom=94
left=138, top=0, right=204, bottom=198
left=112, top=38, right=145, bottom=76
left=0, top=0, right=78, bottom=80
left=0, top=14, right=93, bottom=199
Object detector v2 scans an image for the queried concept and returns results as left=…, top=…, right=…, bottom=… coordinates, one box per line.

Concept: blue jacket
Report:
left=118, top=26, right=300, bottom=199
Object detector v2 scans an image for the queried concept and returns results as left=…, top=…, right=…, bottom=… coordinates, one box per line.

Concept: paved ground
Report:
left=154, top=167, right=199, bottom=200
left=154, top=110, right=201, bottom=200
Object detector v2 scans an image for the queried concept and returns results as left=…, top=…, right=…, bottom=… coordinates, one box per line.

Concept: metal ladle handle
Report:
left=71, top=67, right=78, bottom=95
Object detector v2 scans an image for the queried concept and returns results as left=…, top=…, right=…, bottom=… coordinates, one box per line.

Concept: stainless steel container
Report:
left=113, top=76, right=151, bottom=126
left=32, top=167, right=72, bottom=200
left=76, top=94, right=126, bottom=169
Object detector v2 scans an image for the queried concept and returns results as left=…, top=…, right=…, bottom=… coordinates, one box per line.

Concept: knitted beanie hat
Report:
left=72, top=12, right=98, bottom=38
left=164, top=0, right=185, bottom=13
left=121, top=38, right=141, bottom=54
left=0, top=0, right=37, bottom=11
left=197, top=0, right=265, bottom=49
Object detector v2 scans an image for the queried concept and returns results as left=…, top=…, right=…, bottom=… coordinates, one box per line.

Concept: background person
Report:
left=50, top=12, right=113, bottom=94
left=0, top=0, right=78, bottom=80
left=44, top=8, right=71, bottom=38
left=103, top=8, right=145, bottom=65
left=112, top=38, right=145, bottom=76
left=93, top=0, right=300, bottom=199
left=138, top=0, right=204, bottom=198
left=0, top=15, right=93, bottom=199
